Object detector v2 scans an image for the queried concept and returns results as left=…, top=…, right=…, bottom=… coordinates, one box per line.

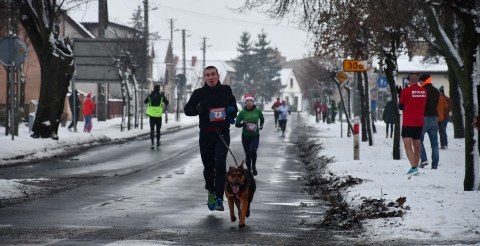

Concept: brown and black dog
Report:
left=224, top=161, right=256, bottom=228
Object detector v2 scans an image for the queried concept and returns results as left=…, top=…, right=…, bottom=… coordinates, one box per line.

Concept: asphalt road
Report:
left=0, top=112, right=347, bottom=245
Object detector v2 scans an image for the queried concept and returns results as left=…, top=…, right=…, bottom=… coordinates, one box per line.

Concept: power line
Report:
left=149, top=3, right=299, bottom=30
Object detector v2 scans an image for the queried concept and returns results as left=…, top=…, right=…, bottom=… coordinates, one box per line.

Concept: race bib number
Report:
left=246, top=123, right=258, bottom=133
left=281, top=113, right=287, bottom=118
left=209, top=108, right=226, bottom=122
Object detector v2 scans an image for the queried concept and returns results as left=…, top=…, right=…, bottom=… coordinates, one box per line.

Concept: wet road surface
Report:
left=0, top=113, right=342, bottom=245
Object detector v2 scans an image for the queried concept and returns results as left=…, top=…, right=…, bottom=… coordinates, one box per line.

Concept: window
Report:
left=290, top=78, right=293, bottom=88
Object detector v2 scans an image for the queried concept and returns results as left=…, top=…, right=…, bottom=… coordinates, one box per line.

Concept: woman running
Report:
left=235, top=94, right=264, bottom=176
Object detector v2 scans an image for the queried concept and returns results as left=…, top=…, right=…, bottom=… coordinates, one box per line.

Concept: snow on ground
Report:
left=1, top=112, right=480, bottom=243
left=300, top=113, right=480, bottom=243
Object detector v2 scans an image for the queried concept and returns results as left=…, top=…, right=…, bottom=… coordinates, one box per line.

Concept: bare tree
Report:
left=16, top=0, right=86, bottom=139
left=419, top=1, right=480, bottom=191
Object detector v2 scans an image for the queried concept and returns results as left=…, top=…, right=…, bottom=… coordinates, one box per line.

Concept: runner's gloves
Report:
left=197, top=100, right=209, bottom=114
left=226, top=106, right=235, bottom=124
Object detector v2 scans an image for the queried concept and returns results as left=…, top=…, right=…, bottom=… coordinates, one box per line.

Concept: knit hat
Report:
left=154, top=84, right=160, bottom=92
left=244, top=93, right=254, bottom=103
left=439, top=86, right=444, bottom=93
left=87, top=93, right=91, bottom=98
left=419, top=74, right=430, bottom=82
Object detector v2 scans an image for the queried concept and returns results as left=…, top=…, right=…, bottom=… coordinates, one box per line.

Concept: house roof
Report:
left=65, top=14, right=96, bottom=38
left=279, top=68, right=293, bottom=86
left=396, top=56, right=448, bottom=73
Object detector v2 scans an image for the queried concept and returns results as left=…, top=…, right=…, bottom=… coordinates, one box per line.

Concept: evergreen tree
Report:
left=251, top=30, right=282, bottom=106
left=232, top=32, right=254, bottom=99
left=130, top=5, right=143, bottom=30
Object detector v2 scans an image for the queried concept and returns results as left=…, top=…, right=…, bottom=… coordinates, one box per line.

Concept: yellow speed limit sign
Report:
left=343, top=60, right=367, bottom=72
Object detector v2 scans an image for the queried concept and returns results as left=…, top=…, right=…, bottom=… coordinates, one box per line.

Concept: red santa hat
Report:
left=244, top=93, right=254, bottom=103
left=87, top=93, right=92, bottom=98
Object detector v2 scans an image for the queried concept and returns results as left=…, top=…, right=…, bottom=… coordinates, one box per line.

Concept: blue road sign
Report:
left=0, top=37, right=28, bottom=66
left=377, top=76, right=388, bottom=88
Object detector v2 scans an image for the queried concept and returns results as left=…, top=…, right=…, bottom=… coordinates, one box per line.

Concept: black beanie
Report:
left=154, top=85, right=160, bottom=92
left=419, top=74, right=430, bottom=82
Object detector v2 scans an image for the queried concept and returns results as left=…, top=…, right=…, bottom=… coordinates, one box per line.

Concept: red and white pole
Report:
left=353, top=116, right=360, bottom=160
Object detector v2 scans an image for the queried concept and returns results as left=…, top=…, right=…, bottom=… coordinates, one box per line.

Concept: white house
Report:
left=272, top=68, right=304, bottom=112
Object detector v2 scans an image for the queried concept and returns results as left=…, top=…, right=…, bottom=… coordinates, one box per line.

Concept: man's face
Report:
left=408, top=74, right=419, bottom=85
left=204, top=68, right=219, bottom=88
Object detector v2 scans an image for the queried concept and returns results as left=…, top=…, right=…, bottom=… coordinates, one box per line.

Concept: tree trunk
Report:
left=449, top=69, right=465, bottom=138
left=31, top=52, right=74, bottom=138
left=357, top=73, right=368, bottom=142
left=443, top=4, right=465, bottom=139
left=363, top=71, right=373, bottom=146
left=384, top=54, right=401, bottom=160
left=459, top=42, right=479, bottom=191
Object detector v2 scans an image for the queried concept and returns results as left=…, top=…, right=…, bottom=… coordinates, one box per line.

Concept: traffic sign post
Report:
left=343, top=60, right=367, bottom=72
left=0, top=36, right=27, bottom=140
left=354, top=117, right=360, bottom=160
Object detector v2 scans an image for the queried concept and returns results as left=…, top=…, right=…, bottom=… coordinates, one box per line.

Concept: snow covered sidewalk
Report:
left=301, top=113, right=480, bottom=243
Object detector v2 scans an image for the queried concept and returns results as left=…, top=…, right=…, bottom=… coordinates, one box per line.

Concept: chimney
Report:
left=174, top=56, right=179, bottom=65
left=192, top=56, right=197, bottom=67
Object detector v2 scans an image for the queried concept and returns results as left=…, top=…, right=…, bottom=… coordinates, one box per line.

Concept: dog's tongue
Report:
left=232, top=185, right=240, bottom=193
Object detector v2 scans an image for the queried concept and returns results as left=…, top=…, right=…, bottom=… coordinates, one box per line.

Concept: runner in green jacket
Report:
left=235, top=93, right=264, bottom=176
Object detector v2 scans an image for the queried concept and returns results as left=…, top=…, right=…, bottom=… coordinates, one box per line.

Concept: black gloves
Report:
left=259, top=125, right=263, bottom=130
left=396, top=85, right=402, bottom=98
left=197, top=100, right=209, bottom=114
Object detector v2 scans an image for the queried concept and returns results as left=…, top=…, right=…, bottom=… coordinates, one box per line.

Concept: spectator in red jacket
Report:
left=83, top=93, right=96, bottom=133
left=399, top=73, right=427, bottom=176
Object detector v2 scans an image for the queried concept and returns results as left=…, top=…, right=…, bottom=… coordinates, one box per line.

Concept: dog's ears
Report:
left=239, top=160, right=245, bottom=170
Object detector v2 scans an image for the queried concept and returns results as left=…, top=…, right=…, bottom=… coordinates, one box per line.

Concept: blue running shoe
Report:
left=214, top=198, right=224, bottom=211
left=207, top=192, right=215, bottom=211
left=405, top=167, right=419, bottom=176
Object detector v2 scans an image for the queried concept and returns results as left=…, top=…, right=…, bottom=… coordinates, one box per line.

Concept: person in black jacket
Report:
left=382, top=100, right=395, bottom=138
left=418, top=74, right=440, bottom=169
left=67, top=89, right=81, bottom=132
left=144, top=85, right=169, bottom=149
left=184, top=65, right=238, bottom=212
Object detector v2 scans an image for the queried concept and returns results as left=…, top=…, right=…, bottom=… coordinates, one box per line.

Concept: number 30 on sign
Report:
left=343, top=60, right=367, bottom=72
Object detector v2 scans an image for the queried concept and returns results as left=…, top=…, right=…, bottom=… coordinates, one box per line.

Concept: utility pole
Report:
left=141, top=0, right=149, bottom=130
left=97, top=0, right=107, bottom=121
left=168, top=19, right=175, bottom=42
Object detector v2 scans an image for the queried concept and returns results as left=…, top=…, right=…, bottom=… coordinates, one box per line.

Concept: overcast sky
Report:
left=67, top=0, right=311, bottom=61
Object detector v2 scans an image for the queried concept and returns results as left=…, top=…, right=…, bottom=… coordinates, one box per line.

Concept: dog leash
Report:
left=215, top=127, right=239, bottom=167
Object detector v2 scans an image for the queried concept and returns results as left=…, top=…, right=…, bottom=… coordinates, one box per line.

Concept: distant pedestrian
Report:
left=144, top=85, right=169, bottom=149
left=382, top=100, right=395, bottom=138
left=399, top=73, right=427, bottom=176
left=314, top=100, right=321, bottom=123
left=277, top=100, right=291, bottom=137
left=418, top=74, right=440, bottom=169
left=437, top=90, right=449, bottom=151
left=271, top=97, right=283, bottom=130
left=331, top=100, right=337, bottom=123
left=371, top=96, right=377, bottom=133
left=322, top=103, right=327, bottom=123
left=83, top=93, right=95, bottom=133
left=67, top=89, right=81, bottom=132
left=439, top=86, right=451, bottom=149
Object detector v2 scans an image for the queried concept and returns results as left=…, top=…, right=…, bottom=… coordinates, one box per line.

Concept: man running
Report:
left=271, top=97, right=282, bottom=130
